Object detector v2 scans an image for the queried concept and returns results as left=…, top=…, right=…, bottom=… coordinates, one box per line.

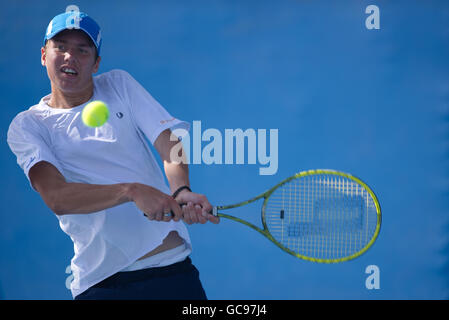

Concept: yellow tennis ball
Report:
left=82, top=101, right=109, bottom=127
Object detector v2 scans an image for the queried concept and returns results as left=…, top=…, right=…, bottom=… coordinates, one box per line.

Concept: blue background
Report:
left=1, top=0, right=448, bottom=299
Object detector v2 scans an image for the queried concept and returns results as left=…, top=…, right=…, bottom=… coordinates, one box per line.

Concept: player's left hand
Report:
left=174, top=191, right=220, bottom=225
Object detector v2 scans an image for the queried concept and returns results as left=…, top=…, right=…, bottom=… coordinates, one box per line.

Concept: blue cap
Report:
left=43, top=11, right=102, bottom=55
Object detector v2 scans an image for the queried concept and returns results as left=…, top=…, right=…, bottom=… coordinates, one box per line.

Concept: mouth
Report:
left=60, top=66, right=78, bottom=76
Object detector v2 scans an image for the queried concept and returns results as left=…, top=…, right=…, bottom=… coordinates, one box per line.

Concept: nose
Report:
left=63, top=48, right=78, bottom=62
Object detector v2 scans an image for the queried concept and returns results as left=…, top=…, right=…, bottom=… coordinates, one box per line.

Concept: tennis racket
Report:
left=212, top=169, right=381, bottom=263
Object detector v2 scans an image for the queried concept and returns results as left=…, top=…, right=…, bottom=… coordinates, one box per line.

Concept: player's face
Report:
left=41, top=29, right=100, bottom=95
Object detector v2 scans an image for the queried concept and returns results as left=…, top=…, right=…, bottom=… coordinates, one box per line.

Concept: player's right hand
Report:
left=129, top=183, right=182, bottom=222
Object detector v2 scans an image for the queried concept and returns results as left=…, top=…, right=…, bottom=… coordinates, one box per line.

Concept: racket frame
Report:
left=212, top=169, right=382, bottom=263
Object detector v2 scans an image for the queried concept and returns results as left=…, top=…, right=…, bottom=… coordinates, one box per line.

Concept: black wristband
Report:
left=172, top=185, right=192, bottom=199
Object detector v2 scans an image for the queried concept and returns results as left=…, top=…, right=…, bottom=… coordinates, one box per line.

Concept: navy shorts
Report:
left=74, top=257, right=207, bottom=300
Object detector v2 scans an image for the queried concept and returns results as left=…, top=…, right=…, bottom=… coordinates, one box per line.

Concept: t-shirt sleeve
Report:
left=115, top=70, right=190, bottom=144
left=7, top=112, right=64, bottom=191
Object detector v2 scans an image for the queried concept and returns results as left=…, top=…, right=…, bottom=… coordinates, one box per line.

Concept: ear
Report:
left=92, top=56, right=101, bottom=74
left=41, top=46, right=46, bottom=66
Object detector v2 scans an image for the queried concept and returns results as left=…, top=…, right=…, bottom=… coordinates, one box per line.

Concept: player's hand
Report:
left=174, top=191, right=220, bottom=225
left=129, top=183, right=182, bottom=222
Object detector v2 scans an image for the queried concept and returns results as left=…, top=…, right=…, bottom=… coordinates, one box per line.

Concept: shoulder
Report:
left=7, top=105, right=48, bottom=145
left=93, top=69, right=139, bottom=99
left=9, top=105, right=42, bottom=131
left=94, top=69, right=135, bottom=86
left=93, top=69, right=147, bottom=105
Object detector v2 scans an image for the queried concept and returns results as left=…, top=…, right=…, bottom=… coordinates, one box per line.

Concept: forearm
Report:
left=155, top=131, right=219, bottom=224
left=52, top=182, right=133, bottom=215
left=164, top=161, right=190, bottom=194
left=155, top=129, right=191, bottom=194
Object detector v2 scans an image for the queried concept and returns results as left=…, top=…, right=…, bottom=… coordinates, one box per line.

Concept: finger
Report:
left=162, top=209, right=172, bottom=222
left=179, top=203, right=187, bottom=221
left=169, top=200, right=183, bottom=222
left=186, top=202, right=199, bottom=224
left=144, top=212, right=155, bottom=220
left=154, top=211, right=163, bottom=221
left=207, top=212, right=220, bottom=224
left=194, top=195, right=213, bottom=221
left=195, top=204, right=207, bottom=224
left=200, top=206, right=211, bottom=218
left=182, top=202, right=193, bottom=225
left=199, top=196, right=213, bottom=214
left=197, top=203, right=219, bottom=224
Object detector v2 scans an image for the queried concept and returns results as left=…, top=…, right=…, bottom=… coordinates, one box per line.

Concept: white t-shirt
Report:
left=7, top=69, right=192, bottom=298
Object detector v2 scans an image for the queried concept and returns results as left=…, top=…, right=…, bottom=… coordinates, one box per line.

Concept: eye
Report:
left=57, top=44, right=66, bottom=51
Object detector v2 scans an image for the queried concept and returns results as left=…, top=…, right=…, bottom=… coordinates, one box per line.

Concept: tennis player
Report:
left=7, top=11, right=219, bottom=300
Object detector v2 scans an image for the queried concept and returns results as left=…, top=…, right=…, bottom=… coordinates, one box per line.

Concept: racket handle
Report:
left=142, top=202, right=188, bottom=218
left=143, top=211, right=176, bottom=218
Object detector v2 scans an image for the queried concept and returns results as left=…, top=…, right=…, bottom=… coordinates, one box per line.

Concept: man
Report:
left=7, top=11, right=219, bottom=300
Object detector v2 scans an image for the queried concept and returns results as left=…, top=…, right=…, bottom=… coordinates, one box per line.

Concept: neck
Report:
left=48, top=81, right=94, bottom=109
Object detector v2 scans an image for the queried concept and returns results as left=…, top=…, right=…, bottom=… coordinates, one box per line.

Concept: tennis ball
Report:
left=82, top=100, right=109, bottom=127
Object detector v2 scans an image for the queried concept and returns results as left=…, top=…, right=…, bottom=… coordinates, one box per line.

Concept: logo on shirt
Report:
left=160, top=117, right=175, bottom=125
left=26, top=156, right=36, bottom=169
left=116, top=112, right=123, bottom=119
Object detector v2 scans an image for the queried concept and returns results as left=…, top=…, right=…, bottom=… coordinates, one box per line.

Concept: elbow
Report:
left=51, top=202, right=66, bottom=216
left=44, top=193, right=66, bottom=216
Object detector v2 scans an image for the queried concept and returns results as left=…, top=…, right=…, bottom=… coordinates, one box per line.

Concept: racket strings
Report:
left=264, top=174, right=378, bottom=260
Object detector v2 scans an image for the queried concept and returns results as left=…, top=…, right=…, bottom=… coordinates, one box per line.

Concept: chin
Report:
left=58, top=78, right=88, bottom=92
